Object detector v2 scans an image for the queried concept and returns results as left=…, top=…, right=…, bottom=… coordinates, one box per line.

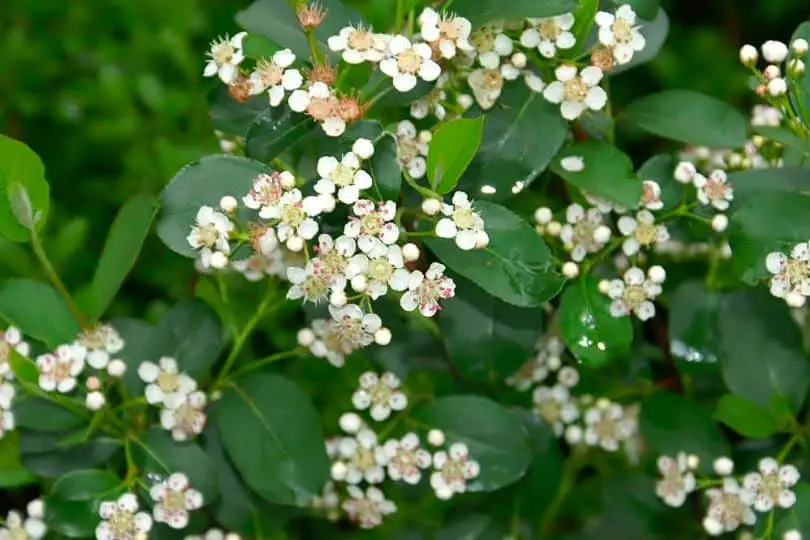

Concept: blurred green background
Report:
left=0, top=0, right=807, bottom=320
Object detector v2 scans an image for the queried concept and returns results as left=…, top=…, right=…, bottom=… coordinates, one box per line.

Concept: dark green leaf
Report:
left=45, top=498, right=99, bottom=538
left=82, top=194, right=157, bottom=321
left=436, top=514, right=509, bottom=540
left=0, top=432, right=36, bottom=487
left=0, top=135, right=50, bottom=242
left=668, top=281, right=722, bottom=366
left=729, top=167, right=810, bottom=203
left=413, top=395, right=532, bottom=491
left=462, top=85, right=567, bottom=201
left=369, top=134, right=401, bottom=201
left=558, top=278, right=633, bottom=367
left=245, top=108, right=317, bottom=162
left=517, top=412, right=564, bottom=517
left=50, top=469, right=122, bottom=501
left=775, top=483, right=810, bottom=537
left=8, top=349, right=38, bottom=385
left=428, top=116, right=485, bottom=194
left=452, top=0, right=577, bottom=26
left=151, top=299, right=224, bottom=380
left=715, top=394, right=782, bottom=438
left=213, top=374, right=330, bottom=505
left=14, top=397, right=88, bottom=432
left=608, top=9, right=669, bottom=76
left=113, top=318, right=155, bottom=396
left=439, top=275, right=542, bottom=384
left=209, top=85, right=269, bottom=137
left=551, top=141, right=641, bottom=207
left=425, top=201, right=564, bottom=307
left=622, top=0, right=660, bottom=21
left=569, top=0, right=600, bottom=56
left=20, top=433, right=120, bottom=478
left=619, top=90, right=747, bottom=148
left=0, top=279, right=80, bottom=348
left=158, top=155, right=272, bottom=257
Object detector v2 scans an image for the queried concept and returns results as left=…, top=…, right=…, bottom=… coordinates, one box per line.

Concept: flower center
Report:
left=471, top=28, right=495, bottom=53
left=452, top=207, right=476, bottom=229
left=783, top=259, right=810, bottom=286
left=414, top=277, right=451, bottom=309
left=332, top=164, right=355, bottom=187
left=318, top=251, right=346, bottom=277
left=0, top=341, right=9, bottom=362
left=368, top=258, right=393, bottom=283
left=623, top=284, right=648, bottom=310
left=53, top=361, right=73, bottom=381
left=537, top=399, right=562, bottom=423
left=81, top=326, right=108, bottom=350
left=158, top=371, right=180, bottom=392
left=353, top=446, right=377, bottom=471
left=538, top=19, right=560, bottom=40
left=704, top=179, right=729, bottom=201
left=439, top=19, right=462, bottom=40
left=110, top=510, right=136, bottom=536
left=281, top=203, right=306, bottom=228
left=360, top=213, right=384, bottom=236
left=572, top=221, right=600, bottom=250
left=307, top=96, right=335, bottom=121
left=347, top=29, right=374, bottom=51
left=612, top=19, right=634, bottom=43
left=163, top=489, right=187, bottom=513
left=482, top=69, right=504, bottom=90
left=369, top=381, right=393, bottom=405
left=761, top=473, right=783, bottom=501
left=397, top=49, right=423, bottom=74
left=212, top=43, right=236, bottom=65
left=197, top=224, right=220, bottom=247
left=440, top=459, right=465, bottom=484
left=256, top=60, right=284, bottom=86
left=175, top=403, right=202, bottom=433
left=302, top=274, right=330, bottom=301
left=634, top=222, right=658, bottom=245
left=563, top=78, right=588, bottom=102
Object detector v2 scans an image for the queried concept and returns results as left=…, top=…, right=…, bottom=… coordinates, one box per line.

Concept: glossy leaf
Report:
left=14, top=397, right=88, bottom=432
left=8, top=349, right=38, bottom=385
left=462, top=85, right=568, bottom=201
left=619, top=90, right=746, bottom=148
left=113, top=318, right=155, bottom=396
left=369, top=134, right=402, bottom=202
left=0, top=135, right=50, bottom=242
left=428, top=116, right=485, bottom=194
left=425, top=201, right=564, bottom=307
left=213, top=374, right=330, bottom=505
left=0, top=279, right=80, bottom=348
left=245, top=108, right=316, bottom=162
left=50, top=469, right=122, bottom=501
left=45, top=499, right=99, bottom=539
left=558, top=278, right=633, bottom=367
left=729, top=167, right=810, bottom=203
left=158, top=155, right=272, bottom=257
left=20, top=433, right=120, bottom=479
left=715, top=394, right=783, bottom=438
left=550, top=141, right=641, bottom=207
left=82, top=193, right=157, bottom=321
left=451, top=0, right=577, bottom=26
left=668, top=281, right=722, bottom=365
left=413, top=395, right=532, bottom=491
left=150, top=299, right=225, bottom=379
left=0, top=432, right=36, bottom=488
left=790, top=22, right=810, bottom=126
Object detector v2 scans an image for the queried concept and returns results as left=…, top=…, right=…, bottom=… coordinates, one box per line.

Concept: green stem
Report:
left=364, top=86, right=394, bottom=113
left=305, top=29, right=321, bottom=63
left=216, top=275, right=239, bottom=339
left=394, top=0, right=405, bottom=32
left=537, top=457, right=581, bottom=538
left=402, top=230, right=435, bottom=237
left=30, top=227, right=89, bottom=329
left=228, top=347, right=306, bottom=380
left=763, top=511, right=775, bottom=540
left=403, top=171, right=441, bottom=199
left=777, top=432, right=802, bottom=463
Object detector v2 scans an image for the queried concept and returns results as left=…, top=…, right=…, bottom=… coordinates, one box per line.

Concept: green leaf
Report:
left=752, top=126, right=810, bottom=157
left=45, top=499, right=99, bottom=538
left=715, top=394, right=782, bottom=438
left=425, top=201, right=564, bottom=307
left=428, top=116, right=485, bottom=195
left=729, top=167, right=810, bottom=203
left=158, top=155, right=272, bottom=257
left=151, top=299, right=225, bottom=380
left=20, top=433, right=120, bottom=478
left=8, top=349, right=38, bottom=385
left=0, top=432, right=36, bottom=487
left=242, top=33, right=282, bottom=58
left=462, top=85, right=568, bottom=201
left=637, top=154, right=681, bottom=212
left=728, top=192, right=810, bottom=284
left=622, top=0, right=660, bottom=20
left=136, top=428, right=218, bottom=503
left=452, top=0, right=577, bottom=26
left=114, top=318, right=155, bottom=396
left=436, top=514, right=509, bottom=540
left=776, top=483, right=810, bottom=537
left=50, top=469, right=122, bottom=501
left=550, top=141, right=641, bottom=207
left=640, top=391, right=730, bottom=472
left=569, top=0, right=600, bottom=56
left=213, top=374, right=330, bottom=505
left=369, top=134, right=402, bottom=201
left=0, top=279, right=80, bottom=348
left=245, top=108, right=317, bottom=162
left=7, top=182, right=35, bottom=230
left=208, top=85, right=269, bottom=137
left=14, top=397, right=88, bottom=432
left=439, top=275, right=542, bottom=384
left=517, top=411, right=564, bottom=517
left=236, top=0, right=364, bottom=61
left=619, top=90, right=747, bottom=148
left=82, top=194, right=157, bottom=321
left=558, top=278, right=633, bottom=367
left=0, top=135, right=50, bottom=242
left=718, top=288, right=809, bottom=412
left=413, top=396, right=532, bottom=491
left=668, top=281, right=722, bottom=365
left=608, top=9, right=669, bottom=76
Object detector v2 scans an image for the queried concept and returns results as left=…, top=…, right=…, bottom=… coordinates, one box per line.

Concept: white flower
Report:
left=655, top=453, right=697, bottom=507
left=583, top=398, right=637, bottom=451
left=380, top=36, right=442, bottom=92
left=309, top=482, right=341, bottom=522
left=673, top=161, right=697, bottom=184
left=78, top=324, right=124, bottom=370
left=308, top=304, right=382, bottom=367
left=150, top=472, right=204, bottom=530
left=640, top=180, right=663, bottom=210
left=187, top=206, right=233, bottom=267
left=520, top=14, right=576, bottom=58
left=467, top=67, right=507, bottom=110
left=288, top=81, right=331, bottom=114
left=262, top=189, right=321, bottom=249
left=694, top=170, right=734, bottom=211
left=342, top=486, right=397, bottom=529
left=203, top=32, right=246, bottom=84
left=436, top=192, right=487, bottom=251
left=506, top=336, right=566, bottom=391
left=419, top=8, right=474, bottom=59
left=243, top=171, right=293, bottom=217
left=232, top=251, right=285, bottom=281
left=36, top=344, right=86, bottom=393
left=0, top=499, right=46, bottom=539
left=595, top=5, right=646, bottom=65
left=314, top=152, right=373, bottom=205
left=352, top=372, right=407, bottom=421
left=471, top=25, right=514, bottom=69
left=0, top=381, right=14, bottom=438
left=287, top=260, right=340, bottom=305
left=333, top=428, right=388, bottom=484
left=160, top=391, right=207, bottom=442
left=344, top=200, right=399, bottom=257
left=532, top=384, right=579, bottom=436
left=411, top=88, right=448, bottom=119
left=605, top=266, right=664, bottom=321
left=743, top=457, right=800, bottom=512
left=543, top=65, right=607, bottom=120
left=184, top=530, right=241, bottom=540
left=383, top=433, right=432, bottom=484
left=762, top=40, right=789, bottom=63
left=560, top=155, right=585, bottom=172
left=0, top=326, right=29, bottom=378
left=96, top=493, right=153, bottom=540
left=751, top=105, right=783, bottom=127
left=346, top=245, right=410, bottom=299
left=703, top=478, right=757, bottom=536
left=400, top=263, right=456, bottom=317
left=395, top=121, right=430, bottom=178
left=559, top=203, right=612, bottom=262
left=248, top=49, right=303, bottom=106
left=430, top=442, right=480, bottom=500
left=138, top=357, right=197, bottom=408
left=617, top=210, right=670, bottom=256
left=766, top=242, right=810, bottom=307
left=328, top=26, right=387, bottom=64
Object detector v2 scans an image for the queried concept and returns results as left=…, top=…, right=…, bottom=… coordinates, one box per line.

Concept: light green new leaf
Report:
left=245, top=108, right=317, bottom=162
left=0, top=135, right=50, bottom=242
left=425, top=201, right=564, bottom=307
left=82, top=194, right=157, bottom=322
left=158, top=155, right=272, bottom=257
left=413, top=396, right=532, bottom=491
left=550, top=141, right=641, bottom=207
left=619, top=90, right=746, bottom=148
left=452, top=0, right=577, bottom=26
left=557, top=278, right=633, bottom=367
left=715, top=394, right=783, bottom=438
left=608, top=9, right=669, bottom=76
left=0, top=279, right=80, bottom=348
left=428, top=116, right=485, bottom=194
left=213, top=374, right=330, bottom=505
left=369, top=134, right=402, bottom=202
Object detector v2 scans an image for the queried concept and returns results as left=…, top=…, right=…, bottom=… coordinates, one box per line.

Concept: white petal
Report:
left=585, top=87, right=608, bottom=110
left=561, top=100, right=586, bottom=120
left=393, top=73, right=418, bottom=92
left=435, top=218, right=458, bottom=239
left=543, top=81, right=565, bottom=103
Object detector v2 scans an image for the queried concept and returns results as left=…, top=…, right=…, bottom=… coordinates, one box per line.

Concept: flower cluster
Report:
left=138, top=357, right=207, bottom=441
left=0, top=499, right=46, bottom=539
left=766, top=241, right=810, bottom=307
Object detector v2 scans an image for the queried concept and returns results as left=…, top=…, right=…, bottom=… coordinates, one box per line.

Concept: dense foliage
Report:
left=2, top=0, right=810, bottom=539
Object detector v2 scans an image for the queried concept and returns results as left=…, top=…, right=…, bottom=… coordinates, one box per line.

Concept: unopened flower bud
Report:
left=786, top=291, right=806, bottom=308
left=648, top=265, right=666, bottom=284
left=402, top=242, right=420, bottom=262
left=422, top=198, right=442, bottom=216
left=330, top=290, right=348, bottom=307
left=598, top=279, right=610, bottom=294
left=427, top=429, right=445, bottom=446
left=711, top=214, right=728, bottom=232
left=788, top=58, right=805, bottom=76
left=350, top=275, right=368, bottom=293
left=562, top=261, right=579, bottom=279
left=763, top=64, right=781, bottom=80
left=107, top=359, right=126, bottom=378
left=286, top=236, right=305, bottom=252
left=374, top=327, right=392, bottom=346
left=457, top=94, right=474, bottom=110
left=210, top=251, right=229, bottom=269
left=86, top=391, right=106, bottom=411
left=511, top=52, right=527, bottom=69
left=768, top=77, right=787, bottom=96
left=762, top=40, right=789, bottom=63
left=534, top=207, right=553, bottom=225
left=686, top=454, right=700, bottom=470
left=297, top=328, right=315, bottom=346
left=339, top=412, right=363, bottom=434
left=713, top=456, right=734, bottom=476
left=674, top=161, right=696, bottom=183
left=739, top=44, right=758, bottom=66
left=330, top=461, right=348, bottom=481
left=784, top=529, right=803, bottom=540
left=792, top=38, right=809, bottom=56
left=546, top=220, right=562, bottom=236
left=351, top=138, right=375, bottom=160
left=219, top=195, right=238, bottom=213
left=278, top=171, right=296, bottom=189
left=755, top=83, right=768, bottom=97
left=86, top=376, right=101, bottom=391
left=752, top=135, right=766, bottom=148
left=593, top=225, right=611, bottom=243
